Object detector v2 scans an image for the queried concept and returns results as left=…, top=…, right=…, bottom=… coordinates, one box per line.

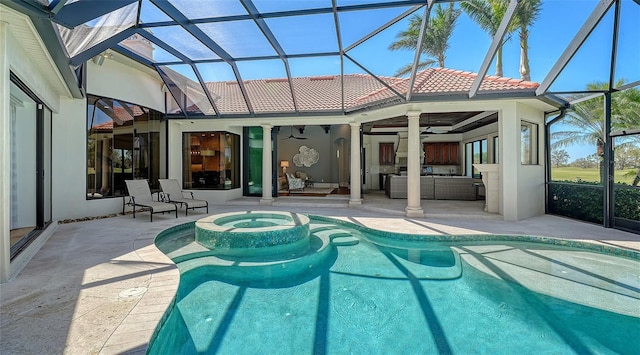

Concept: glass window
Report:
left=86, top=94, right=164, bottom=198
left=465, top=138, right=487, bottom=178
left=548, top=96, right=605, bottom=183
left=521, top=121, right=539, bottom=165
left=183, top=132, right=240, bottom=190
left=493, top=135, right=499, bottom=163
left=243, top=127, right=264, bottom=196
left=10, top=81, right=37, bottom=251
left=613, top=135, right=640, bottom=185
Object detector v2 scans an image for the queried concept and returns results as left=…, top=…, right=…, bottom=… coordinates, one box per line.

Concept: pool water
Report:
left=213, top=212, right=294, bottom=228
left=150, top=216, right=640, bottom=354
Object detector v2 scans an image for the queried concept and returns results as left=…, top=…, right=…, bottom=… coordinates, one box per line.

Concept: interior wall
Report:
left=277, top=125, right=331, bottom=183
left=275, top=124, right=349, bottom=185
left=366, top=134, right=396, bottom=190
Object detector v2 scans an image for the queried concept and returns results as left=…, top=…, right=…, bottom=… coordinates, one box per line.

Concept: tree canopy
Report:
left=389, top=3, right=460, bottom=77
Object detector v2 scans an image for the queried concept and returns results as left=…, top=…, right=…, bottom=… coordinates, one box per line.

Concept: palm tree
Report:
left=513, top=0, right=541, bottom=81
left=460, top=0, right=514, bottom=77
left=551, top=81, right=640, bottom=183
left=613, top=85, right=640, bottom=185
left=389, top=3, right=461, bottom=77
left=613, top=83, right=640, bottom=129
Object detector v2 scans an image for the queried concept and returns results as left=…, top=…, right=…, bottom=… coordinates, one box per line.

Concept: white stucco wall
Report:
left=86, top=57, right=164, bottom=113
left=1, top=15, right=70, bottom=281
left=52, top=60, right=167, bottom=220
left=515, top=102, right=546, bottom=219
left=498, top=101, right=546, bottom=220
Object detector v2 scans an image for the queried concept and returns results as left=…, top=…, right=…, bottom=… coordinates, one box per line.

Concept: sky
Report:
left=133, top=0, right=638, bottom=88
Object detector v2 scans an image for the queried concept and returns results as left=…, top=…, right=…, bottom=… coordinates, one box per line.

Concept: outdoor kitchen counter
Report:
left=385, top=175, right=481, bottom=200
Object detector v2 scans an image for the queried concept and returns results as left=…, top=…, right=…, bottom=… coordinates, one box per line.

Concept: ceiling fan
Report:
left=420, top=127, right=451, bottom=135
left=421, top=117, right=452, bottom=135
left=282, top=126, right=307, bottom=140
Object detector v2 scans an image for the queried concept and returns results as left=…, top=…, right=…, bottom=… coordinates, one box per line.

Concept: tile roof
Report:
left=90, top=106, right=138, bottom=131
left=208, top=68, right=537, bottom=115
left=175, top=67, right=539, bottom=116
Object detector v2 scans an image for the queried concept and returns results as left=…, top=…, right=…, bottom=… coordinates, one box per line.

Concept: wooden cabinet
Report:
left=423, top=142, right=459, bottom=165
left=190, top=133, right=223, bottom=172
left=379, top=142, right=395, bottom=165
left=449, top=143, right=458, bottom=164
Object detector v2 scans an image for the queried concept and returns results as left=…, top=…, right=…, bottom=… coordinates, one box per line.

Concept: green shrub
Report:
left=615, top=186, right=640, bottom=221
left=548, top=182, right=640, bottom=223
left=548, top=182, right=603, bottom=224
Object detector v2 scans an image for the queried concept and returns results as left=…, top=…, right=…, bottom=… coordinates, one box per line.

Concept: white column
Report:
left=0, top=21, right=11, bottom=282
left=500, top=105, right=518, bottom=220
left=474, top=164, right=500, bottom=213
left=405, top=111, right=423, bottom=217
left=259, top=124, right=273, bottom=206
left=349, top=122, right=362, bottom=207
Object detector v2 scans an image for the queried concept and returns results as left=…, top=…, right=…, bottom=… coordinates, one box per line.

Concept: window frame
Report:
left=182, top=131, right=241, bottom=190
left=86, top=94, right=164, bottom=199
left=465, top=138, right=488, bottom=178
left=521, top=120, right=539, bottom=165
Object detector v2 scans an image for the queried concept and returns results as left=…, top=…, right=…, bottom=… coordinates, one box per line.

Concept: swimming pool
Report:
left=149, top=214, right=640, bottom=354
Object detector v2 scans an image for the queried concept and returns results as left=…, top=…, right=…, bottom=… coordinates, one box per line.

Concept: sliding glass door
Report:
left=9, top=74, right=52, bottom=259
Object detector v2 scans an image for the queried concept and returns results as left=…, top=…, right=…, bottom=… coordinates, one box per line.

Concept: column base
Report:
left=259, top=198, right=273, bottom=206
left=405, top=207, right=424, bottom=218
left=348, top=199, right=362, bottom=208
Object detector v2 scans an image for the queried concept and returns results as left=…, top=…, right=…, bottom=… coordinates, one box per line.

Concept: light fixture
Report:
left=280, top=160, right=289, bottom=174
left=201, top=149, right=215, bottom=156
left=91, top=51, right=113, bottom=66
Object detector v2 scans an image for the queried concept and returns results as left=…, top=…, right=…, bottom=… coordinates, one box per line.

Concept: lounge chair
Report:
left=124, top=179, right=178, bottom=222
left=159, top=179, right=209, bottom=216
left=285, top=173, right=305, bottom=192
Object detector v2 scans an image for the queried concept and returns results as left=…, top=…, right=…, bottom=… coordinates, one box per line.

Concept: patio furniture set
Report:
left=123, top=179, right=209, bottom=221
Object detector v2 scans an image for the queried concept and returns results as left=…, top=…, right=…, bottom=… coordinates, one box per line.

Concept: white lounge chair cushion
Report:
left=159, top=179, right=208, bottom=207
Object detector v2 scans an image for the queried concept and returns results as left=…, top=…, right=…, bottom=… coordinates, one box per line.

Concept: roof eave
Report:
left=3, top=0, right=84, bottom=99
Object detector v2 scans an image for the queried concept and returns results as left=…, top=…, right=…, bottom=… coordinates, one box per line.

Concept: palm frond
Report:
left=393, top=59, right=438, bottom=77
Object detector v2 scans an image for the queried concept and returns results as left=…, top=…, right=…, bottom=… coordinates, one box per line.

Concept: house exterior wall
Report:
left=515, top=102, right=546, bottom=219
left=86, top=58, right=164, bottom=113
left=50, top=59, right=166, bottom=220
left=498, top=101, right=546, bottom=220
left=0, top=16, right=65, bottom=281
left=1, top=21, right=12, bottom=282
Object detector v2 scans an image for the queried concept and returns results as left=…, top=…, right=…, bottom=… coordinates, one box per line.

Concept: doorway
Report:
left=9, top=74, right=52, bottom=260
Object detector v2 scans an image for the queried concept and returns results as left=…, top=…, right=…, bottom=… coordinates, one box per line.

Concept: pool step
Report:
left=330, top=233, right=359, bottom=246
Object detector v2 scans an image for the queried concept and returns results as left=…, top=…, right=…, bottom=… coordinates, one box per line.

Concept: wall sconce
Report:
left=280, top=160, right=289, bottom=174
left=92, top=51, right=113, bottom=66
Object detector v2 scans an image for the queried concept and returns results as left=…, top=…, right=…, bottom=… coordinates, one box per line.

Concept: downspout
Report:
left=544, top=107, right=566, bottom=214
